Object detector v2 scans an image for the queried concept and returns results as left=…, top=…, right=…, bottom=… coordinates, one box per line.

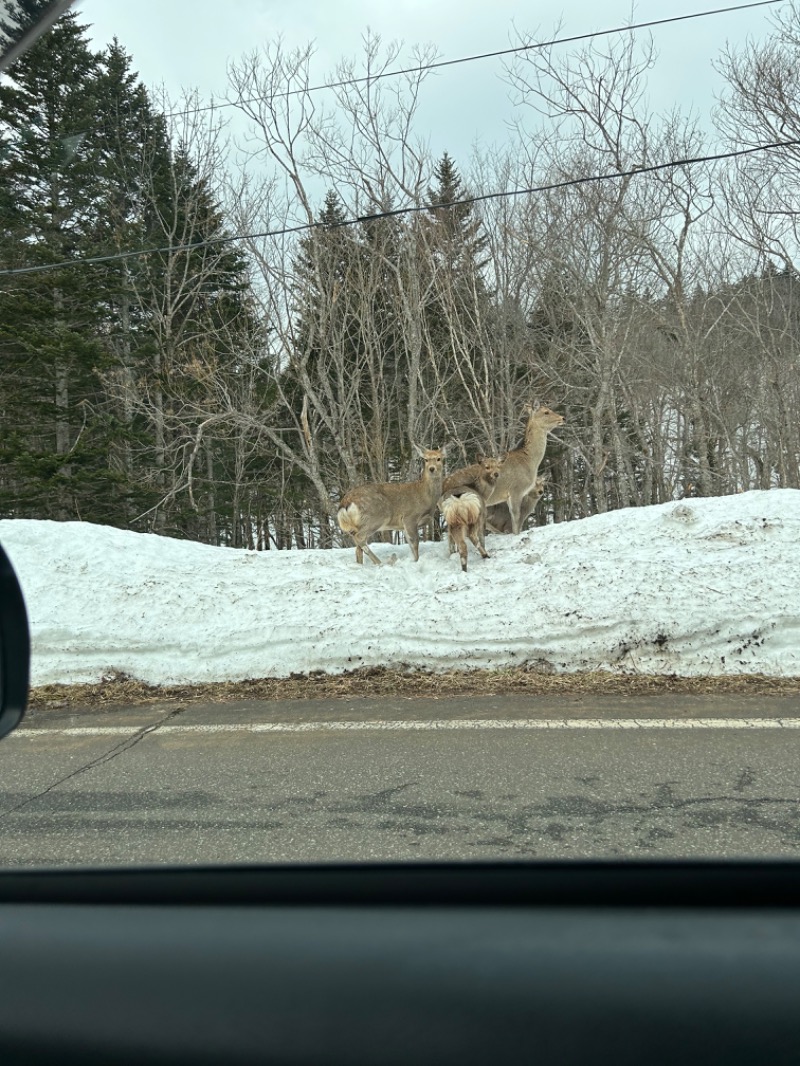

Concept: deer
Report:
left=438, top=455, right=503, bottom=572
left=485, top=404, right=564, bottom=535
left=485, top=474, right=547, bottom=535
left=337, top=444, right=449, bottom=565
left=442, top=453, right=504, bottom=499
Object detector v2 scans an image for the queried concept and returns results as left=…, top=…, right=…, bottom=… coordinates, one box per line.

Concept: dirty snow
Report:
left=1, top=489, right=799, bottom=687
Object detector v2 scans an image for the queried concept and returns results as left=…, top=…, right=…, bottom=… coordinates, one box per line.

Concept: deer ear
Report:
left=475, top=452, right=485, bottom=464
left=411, top=442, right=426, bottom=459
left=439, top=442, right=450, bottom=457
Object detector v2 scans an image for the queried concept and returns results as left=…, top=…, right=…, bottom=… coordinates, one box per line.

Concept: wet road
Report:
left=1, top=694, right=800, bottom=866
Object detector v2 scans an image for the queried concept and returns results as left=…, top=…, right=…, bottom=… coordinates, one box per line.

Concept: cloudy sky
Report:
left=72, top=1, right=782, bottom=162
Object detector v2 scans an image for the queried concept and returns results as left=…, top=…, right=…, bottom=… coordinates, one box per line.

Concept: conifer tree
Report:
left=421, top=153, right=492, bottom=441
left=0, top=6, right=109, bottom=521
left=426, top=152, right=489, bottom=285
left=0, top=15, right=262, bottom=539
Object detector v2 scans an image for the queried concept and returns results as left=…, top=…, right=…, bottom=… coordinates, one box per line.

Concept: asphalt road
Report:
left=0, top=693, right=800, bottom=866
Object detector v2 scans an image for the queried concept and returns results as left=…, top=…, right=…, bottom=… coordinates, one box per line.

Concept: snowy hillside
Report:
left=1, top=489, right=799, bottom=687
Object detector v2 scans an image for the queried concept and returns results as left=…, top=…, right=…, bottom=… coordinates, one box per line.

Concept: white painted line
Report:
left=157, top=717, right=800, bottom=732
left=14, top=726, right=141, bottom=737
left=10, top=717, right=800, bottom=737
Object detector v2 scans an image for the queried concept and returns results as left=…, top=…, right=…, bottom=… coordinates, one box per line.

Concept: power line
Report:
left=0, top=2, right=780, bottom=165
left=166, top=0, right=782, bottom=119
left=2, top=137, right=797, bottom=279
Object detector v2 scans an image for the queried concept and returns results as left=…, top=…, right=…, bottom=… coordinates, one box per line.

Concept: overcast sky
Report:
left=72, top=0, right=782, bottom=174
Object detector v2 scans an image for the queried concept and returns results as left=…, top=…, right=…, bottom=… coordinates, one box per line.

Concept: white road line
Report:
left=10, top=717, right=800, bottom=737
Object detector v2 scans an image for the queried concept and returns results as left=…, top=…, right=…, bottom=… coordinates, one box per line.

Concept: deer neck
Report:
left=522, top=422, right=547, bottom=459
left=421, top=467, right=444, bottom=502
left=475, top=475, right=495, bottom=501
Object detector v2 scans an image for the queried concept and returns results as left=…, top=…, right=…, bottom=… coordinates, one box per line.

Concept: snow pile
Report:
left=1, top=489, right=799, bottom=686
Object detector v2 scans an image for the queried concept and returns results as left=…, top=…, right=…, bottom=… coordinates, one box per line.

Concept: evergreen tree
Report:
left=88, top=40, right=174, bottom=523
left=129, top=142, right=261, bottom=539
left=290, top=189, right=360, bottom=485
left=293, top=189, right=352, bottom=361
left=356, top=205, right=407, bottom=472
left=0, top=15, right=263, bottom=540
left=421, top=153, right=492, bottom=440
left=426, top=152, right=489, bottom=285
left=0, top=7, right=111, bottom=521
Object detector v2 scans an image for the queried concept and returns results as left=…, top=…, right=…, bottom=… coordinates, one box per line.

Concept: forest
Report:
left=2, top=2, right=800, bottom=549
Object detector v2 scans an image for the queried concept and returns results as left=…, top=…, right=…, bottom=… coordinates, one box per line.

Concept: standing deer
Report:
left=442, top=454, right=504, bottom=498
left=486, top=404, right=563, bottom=534
left=337, top=444, right=449, bottom=565
left=486, top=475, right=546, bottom=535
left=438, top=455, right=503, bottom=572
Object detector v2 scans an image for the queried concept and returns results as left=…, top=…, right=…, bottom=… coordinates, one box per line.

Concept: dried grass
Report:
left=27, top=666, right=800, bottom=710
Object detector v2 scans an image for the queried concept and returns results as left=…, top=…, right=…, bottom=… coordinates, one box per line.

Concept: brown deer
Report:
left=442, top=454, right=504, bottom=498
left=337, top=444, right=449, bottom=565
left=486, top=404, right=563, bottom=534
left=438, top=455, right=503, bottom=572
left=486, top=474, right=546, bottom=535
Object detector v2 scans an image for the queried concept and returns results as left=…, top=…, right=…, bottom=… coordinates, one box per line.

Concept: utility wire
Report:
left=2, top=137, right=797, bottom=278
left=0, top=0, right=780, bottom=174
left=167, top=0, right=782, bottom=119
left=0, top=2, right=780, bottom=178
left=3, top=1, right=774, bottom=135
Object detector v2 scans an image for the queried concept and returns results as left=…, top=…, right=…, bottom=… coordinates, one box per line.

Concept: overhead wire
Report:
left=165, top=0, right=783, bottom=119
left=0, top=1, right=782, bottom=159
left=3, top=2, right=779, bottom=130
left=2, top=137, right=798, bottom=278
left=2, top=0, right=774, bottom=239
left=0, top=0, right=786, bottom=276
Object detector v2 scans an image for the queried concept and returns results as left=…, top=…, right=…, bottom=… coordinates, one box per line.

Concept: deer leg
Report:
left=447, top=531, right=456, bottom=555
left=404, top=524, right=421, bottom=561
left=518, top=500, right=535, bottom=532
left=363, top=543, right=383, bottom=565
left=458, top=535, right=468, bottom=572
left=468, top=526, right=490, bottom=560
left=354, top=538, right=382, bottom=565
left=487, top=503, right=512, bottom=534
left=508, top=498, right=523, bottom=536
left=476, top=514, right=488, bottom=554
left=447, top=527, right=468, bottom=572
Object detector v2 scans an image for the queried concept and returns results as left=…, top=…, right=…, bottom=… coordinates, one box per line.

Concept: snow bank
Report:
left=1, top=489, right=799, bottom=686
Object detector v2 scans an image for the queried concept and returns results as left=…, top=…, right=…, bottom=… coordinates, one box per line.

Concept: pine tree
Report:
left=0, top=16, right=262, bottom=540
left=287, top=190, right=410, bottom=538
left=86, top=40, right=174, bottom=523
left=290, top=190, right=359, bottom=471
left=356, top=204, right=407, bottom=473
left=420, top=153, right=492, bottom=441
left=0, top=7, right=111, bottom=521
left=293, top=189, right=351, bottom=357
left=0, top=0, right=52, bottom=55
left=426, top=152, right=489, bottom=278
left=127, top=141, right=260, bottom=539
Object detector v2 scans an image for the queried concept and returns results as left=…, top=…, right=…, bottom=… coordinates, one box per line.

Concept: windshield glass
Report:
left=0, top=0, right=799, bottom=867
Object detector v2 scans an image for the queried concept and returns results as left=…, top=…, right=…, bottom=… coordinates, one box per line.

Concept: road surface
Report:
left=0, top=693, right=799, bottom=866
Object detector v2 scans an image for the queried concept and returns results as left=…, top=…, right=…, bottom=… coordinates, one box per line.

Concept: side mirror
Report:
left=0, top=542, right=29, bottom=739
left=0, top=0, right=75, bottom=74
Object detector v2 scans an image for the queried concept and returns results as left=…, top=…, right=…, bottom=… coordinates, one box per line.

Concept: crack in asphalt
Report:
left=0, top=706, right=187, bottom=821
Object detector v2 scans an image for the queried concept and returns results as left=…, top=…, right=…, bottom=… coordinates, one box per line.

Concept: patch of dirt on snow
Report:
left=28, top=667, right=800, bottom=710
